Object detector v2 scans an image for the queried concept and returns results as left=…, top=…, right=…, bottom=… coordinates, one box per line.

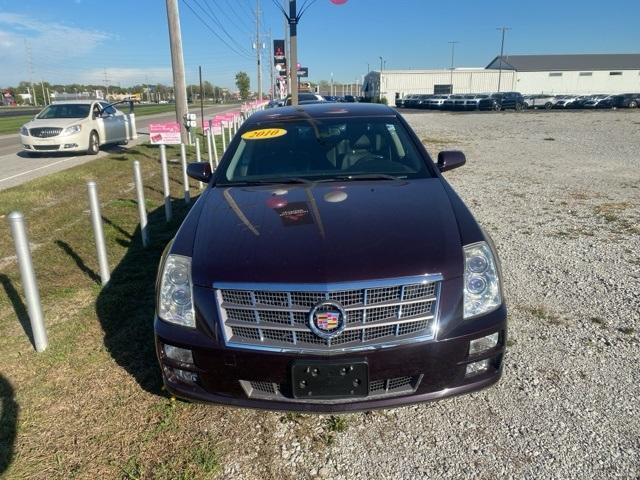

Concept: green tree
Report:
left=203, top=80, right=214, bottom=98
left=235, top=72, right=250, bottom=101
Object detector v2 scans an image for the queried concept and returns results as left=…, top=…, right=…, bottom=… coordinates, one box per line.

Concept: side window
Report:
left=100, top=102, right=116, bottom=115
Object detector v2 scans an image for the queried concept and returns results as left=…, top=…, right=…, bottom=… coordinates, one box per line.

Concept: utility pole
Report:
left=41, top=81, right=46, bottom=106
left=496, top=27, right=511, bottom=93
left=448, top=41, right=459, bottom=91
left=199, top=66, right=205, bottom=131
left=268, top=28, right=274, bottom=99
left=103, top=68, right=109, bottom=98
left=166, top=0, right=189, bottom=144
left=25, top=40, right=35, bottom=106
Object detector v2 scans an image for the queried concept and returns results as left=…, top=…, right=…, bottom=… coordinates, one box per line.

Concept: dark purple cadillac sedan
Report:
left=155, top=103, right=507, bottom=412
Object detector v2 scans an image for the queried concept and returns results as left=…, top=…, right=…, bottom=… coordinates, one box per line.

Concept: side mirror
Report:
left=187, top=162, right=212, bottom=183
left=437, top=150, right=466, bottom=172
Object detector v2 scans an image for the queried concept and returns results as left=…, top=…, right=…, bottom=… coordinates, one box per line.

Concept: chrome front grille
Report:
left=29, top=127, right=63, bottom=138
left=215, top=275, right=442, bottom=353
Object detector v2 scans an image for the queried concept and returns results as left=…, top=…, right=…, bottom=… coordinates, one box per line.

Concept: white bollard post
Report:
left=87, top=181, right=110, bottom=286
left=221, top=122, right=227, bottom=152
left=159, top=145, right=172, bottom=222
left=187, top=130, right=192, bottom=146
left=196, top=137, right=202, bottom=162
left=7, top=212, right=48, bottom=352
left=129, top=113, right=138, bottom=140
left=206, top=130, right=214, bottom=167
left=211, top=130, right=219, bottom=168
left=180, top=143, right=190, bottom=204
left=132, top=161, right=149, bottom=247
left=196, top=136, right=204, bottom=190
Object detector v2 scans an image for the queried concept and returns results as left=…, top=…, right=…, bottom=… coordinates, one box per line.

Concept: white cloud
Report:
left=0, top=12, right=110, bottom=85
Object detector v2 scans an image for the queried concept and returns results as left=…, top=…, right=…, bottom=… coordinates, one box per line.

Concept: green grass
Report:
left=0, top=103, right=233, bottom=135
left=0, top=115, right=31, bottom=135
left=0, top=142, right=234, bottom=478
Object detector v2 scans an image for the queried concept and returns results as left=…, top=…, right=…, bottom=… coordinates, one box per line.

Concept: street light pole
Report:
left=496, top=27, right=510, bottom=93
left=288, top=0, right=299, bottom=106
left=448, top=41, right=458, bottom=91
left=256, top=0, right=263, bottom=101
left=379, top=56, right=384, bottom=101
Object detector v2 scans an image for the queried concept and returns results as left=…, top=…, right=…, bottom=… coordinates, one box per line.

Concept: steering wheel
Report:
left=348, top=154, right=386, bottom=170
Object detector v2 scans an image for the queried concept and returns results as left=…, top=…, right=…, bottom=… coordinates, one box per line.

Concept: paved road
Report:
left=0, top=104, right=239, bottom=191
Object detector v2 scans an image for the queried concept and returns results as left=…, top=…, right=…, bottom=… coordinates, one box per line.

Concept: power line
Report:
left=181, top=0, right=253, bottom=59
left=191, top=0, right=253, bottom=56
left=214, top=0, right=254, bottom=34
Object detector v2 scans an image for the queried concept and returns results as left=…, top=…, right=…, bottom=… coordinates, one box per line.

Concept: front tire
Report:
left=629, top=100, right=638, bottom=108
left=493, top=103, right=502, bottom=112
left=544, top=102, right=553, bottom=110
left=87, top=131, right=99, bottom=155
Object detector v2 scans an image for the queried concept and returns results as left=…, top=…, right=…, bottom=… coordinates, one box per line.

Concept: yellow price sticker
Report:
left=241, top=128, right=288, bottom=140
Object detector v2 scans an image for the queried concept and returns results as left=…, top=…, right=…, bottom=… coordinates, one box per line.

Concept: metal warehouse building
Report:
left=363, top=53, right=640, bottom=106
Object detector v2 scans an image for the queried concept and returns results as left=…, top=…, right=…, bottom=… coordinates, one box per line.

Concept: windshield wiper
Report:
left=224, top=177, right=313, bottom=186
left=326, top=174, right=403, bottom=182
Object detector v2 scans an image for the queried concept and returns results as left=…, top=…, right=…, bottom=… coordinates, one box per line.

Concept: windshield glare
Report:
left=36, top=104, right=91, bottom=119
left=221, top=118, right=431, bottom=184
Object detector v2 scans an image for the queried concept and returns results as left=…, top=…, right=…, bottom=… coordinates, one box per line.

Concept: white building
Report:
left=363, top=54, right=640, bottom=106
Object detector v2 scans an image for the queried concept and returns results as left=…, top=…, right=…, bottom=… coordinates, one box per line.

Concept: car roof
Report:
left=247, top=103, right=397, bottom=124
left=51, top=100, right=98, bottom=105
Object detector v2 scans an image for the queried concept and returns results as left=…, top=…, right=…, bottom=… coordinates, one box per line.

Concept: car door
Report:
left=100, top=102, right=127, bottom=142
left=91, top=102, right=108, bottom=144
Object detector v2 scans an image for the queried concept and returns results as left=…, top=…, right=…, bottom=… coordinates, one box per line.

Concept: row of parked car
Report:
left=396, top=92, right=640, bottom=111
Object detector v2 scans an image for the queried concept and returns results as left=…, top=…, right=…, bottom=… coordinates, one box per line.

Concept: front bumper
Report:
left=20, top=132, right=89, bottom=153
left=155, top=305, right=507, bottom=413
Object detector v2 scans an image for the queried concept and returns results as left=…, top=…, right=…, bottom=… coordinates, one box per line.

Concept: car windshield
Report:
left=36, top=104, right=91, bottom=119
left=219, top=117, right=432, bottom=185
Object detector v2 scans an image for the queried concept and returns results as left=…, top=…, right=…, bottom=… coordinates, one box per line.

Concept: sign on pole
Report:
left=149, top=122, right=181, bottom=145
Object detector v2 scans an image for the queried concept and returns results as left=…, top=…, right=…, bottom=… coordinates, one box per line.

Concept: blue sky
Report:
left=1, top=0, right=639, bottom=90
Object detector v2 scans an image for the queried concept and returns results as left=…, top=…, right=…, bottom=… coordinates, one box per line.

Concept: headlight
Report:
left=61, top=124, right=82, bottom=136
left=463, top=242, right=501, bottom=319
left=158, top=254, right=195, bottom=328
left=20, top=126, right=30, bottom=136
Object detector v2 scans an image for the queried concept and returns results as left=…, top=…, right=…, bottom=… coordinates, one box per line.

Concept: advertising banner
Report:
left=149, top=122, right=181, bottom=145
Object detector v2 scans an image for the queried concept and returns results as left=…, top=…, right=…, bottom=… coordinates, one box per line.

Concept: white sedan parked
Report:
left=19, top=100, right=133, bottom=156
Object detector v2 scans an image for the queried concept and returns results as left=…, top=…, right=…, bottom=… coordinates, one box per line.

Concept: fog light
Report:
left=163, top=365, right=198, bottom=385
left=465, top=359, right=490, bottom=377
left=175, top=368, right=198, bottom=384
left=163, top=344, right=194, bottom=365
left=469, top=332, right=499, bottom=356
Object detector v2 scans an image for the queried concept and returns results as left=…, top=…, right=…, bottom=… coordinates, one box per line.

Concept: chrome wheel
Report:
left=88, top=131, right=99, bottom=155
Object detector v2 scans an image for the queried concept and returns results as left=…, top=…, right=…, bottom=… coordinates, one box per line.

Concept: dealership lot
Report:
left=0, top=109, right=638, bottom=479
left=214, top=109, right=639, bottom=479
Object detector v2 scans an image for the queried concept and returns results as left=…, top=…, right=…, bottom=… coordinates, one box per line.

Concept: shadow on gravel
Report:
left=0, top=375, right=18, bottom=476
left=0, top=274, right=34, bottom=349
left=95, top=199, right=192, bottom=396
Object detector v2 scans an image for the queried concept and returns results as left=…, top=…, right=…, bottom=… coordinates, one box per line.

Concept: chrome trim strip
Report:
left=226, top=331, right=437, bottom=355
left=213, top=274, right=443, bottom=293
left=219, top=295, right=437, bottom=313
left=224, top=314, right=435, bottom=332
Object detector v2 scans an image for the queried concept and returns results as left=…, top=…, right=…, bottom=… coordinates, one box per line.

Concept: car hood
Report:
left=191, top=178, right=464, bottom=286
left=23, top=118, right=86, bottom=129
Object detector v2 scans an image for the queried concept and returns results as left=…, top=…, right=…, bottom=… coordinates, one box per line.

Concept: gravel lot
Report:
left=214, top=110, right=640, bottom=480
